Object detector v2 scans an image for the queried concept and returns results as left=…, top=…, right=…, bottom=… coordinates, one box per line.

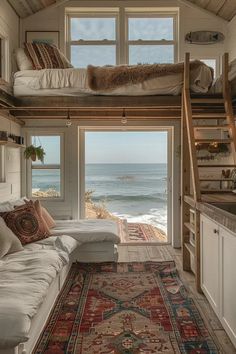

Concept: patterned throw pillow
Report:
left=0, top=204, right=50, bottom=245
left=24, top=43, right=73, bottom=70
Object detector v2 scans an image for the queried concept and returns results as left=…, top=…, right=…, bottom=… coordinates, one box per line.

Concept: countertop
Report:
left=198, top=202, right=236, bottom=235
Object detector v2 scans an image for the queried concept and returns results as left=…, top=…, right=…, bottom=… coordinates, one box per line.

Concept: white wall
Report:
left=0, top=116, right=22, bottom=202
left=21, top=0, right=227, bottom=76
left=227, top=15, right=236, bottom=61
left=0, top=0, right=19, bottom=79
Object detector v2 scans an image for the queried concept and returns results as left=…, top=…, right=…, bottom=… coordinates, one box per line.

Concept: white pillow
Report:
left=14, top=48, right=33, bottom=71
left=0, top=217, right=23, bottom=259
left=0, top=202, right=13, bottom=212
left=55, top=235, right=79, bottom=254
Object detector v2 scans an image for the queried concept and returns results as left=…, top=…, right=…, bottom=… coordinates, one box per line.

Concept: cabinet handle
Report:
left=213, top=229, right=219, bottom=234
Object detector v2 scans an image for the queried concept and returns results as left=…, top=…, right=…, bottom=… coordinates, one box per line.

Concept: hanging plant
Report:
left=24, top=145, right=45, bottom=163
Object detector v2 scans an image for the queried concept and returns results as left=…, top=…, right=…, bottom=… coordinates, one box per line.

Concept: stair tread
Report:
left=184, top=222, right=195, bottom=233
left=194, top=125, right=228, bottom=129
left=201, top=189, right=234, bottom=193
left=195, top=139, right=232, bottom=143
left=184, top=242, right=195, bottom=256
left=200, top=178, right=235, bottom=181
left=198, top=164, right=236, bottom=167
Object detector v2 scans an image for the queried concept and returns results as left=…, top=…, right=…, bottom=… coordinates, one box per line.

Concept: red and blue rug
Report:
left=33, top=261, right=219, bottom=353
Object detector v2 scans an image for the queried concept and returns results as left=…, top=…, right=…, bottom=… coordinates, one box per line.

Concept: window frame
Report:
left=66, top=9, right=178, bottom=66
left=27, top=132, right=65, bottom=201
left=67, top=12, right=120, bottom=66
left=125, top=12, right=178, bottom=64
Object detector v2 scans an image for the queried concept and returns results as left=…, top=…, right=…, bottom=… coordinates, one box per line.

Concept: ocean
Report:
left=86, top=163, right=167, bottom=232
left=32, top=163, right=168, bottom=232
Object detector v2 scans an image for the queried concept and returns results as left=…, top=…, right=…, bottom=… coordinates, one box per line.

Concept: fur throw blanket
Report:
left=87, top=60, right=207, bottom=91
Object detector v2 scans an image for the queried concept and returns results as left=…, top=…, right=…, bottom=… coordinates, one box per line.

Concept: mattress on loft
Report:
left=13, top=64, right=213, bottom=97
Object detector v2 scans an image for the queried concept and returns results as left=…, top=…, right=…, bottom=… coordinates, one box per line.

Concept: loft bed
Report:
left=0, top=52, right=235, bottom=121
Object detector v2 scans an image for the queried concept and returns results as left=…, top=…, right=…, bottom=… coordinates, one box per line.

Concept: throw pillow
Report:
left=33, top=200, right=53, bottom=233
left=14, top=48, right=34, bottom=71
left=0, top=204, right=50, bottom=245
left=42, top=207, right=56, bottom=229
left=0, top=217, right=23, bottom=258
left=24, top=43, right=73, bottom=70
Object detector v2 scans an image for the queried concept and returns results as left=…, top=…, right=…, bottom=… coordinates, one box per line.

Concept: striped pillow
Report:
left=24, top=43, right=73, bottom=70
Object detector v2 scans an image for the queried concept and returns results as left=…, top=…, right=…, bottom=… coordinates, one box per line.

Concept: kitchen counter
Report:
left=198, top=202, right=236, bottom=234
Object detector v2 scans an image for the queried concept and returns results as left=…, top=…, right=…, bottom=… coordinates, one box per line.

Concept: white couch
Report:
left=0, top=200, right=120, bottom=354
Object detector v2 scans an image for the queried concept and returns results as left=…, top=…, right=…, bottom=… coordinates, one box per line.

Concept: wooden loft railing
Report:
left=181, top=52, right=236, bottom=292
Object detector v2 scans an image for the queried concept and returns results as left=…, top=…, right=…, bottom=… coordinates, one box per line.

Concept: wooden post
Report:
left=222, top=53, right=236, bottom=164
left=183, top=53, right=201, bottom=202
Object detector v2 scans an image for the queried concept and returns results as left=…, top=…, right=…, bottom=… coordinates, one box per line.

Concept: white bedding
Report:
left=13, top=64, right=213, bottom=97
left=51, top=219, right=120, bottom=245
left=0, top=236, right=77, bottom=349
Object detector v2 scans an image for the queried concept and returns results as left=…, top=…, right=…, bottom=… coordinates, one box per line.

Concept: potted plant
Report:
left=24, top=145, right=45, bottom=162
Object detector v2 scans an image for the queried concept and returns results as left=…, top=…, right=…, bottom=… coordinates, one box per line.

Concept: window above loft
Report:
left=66, top=8, right=178, bottom=67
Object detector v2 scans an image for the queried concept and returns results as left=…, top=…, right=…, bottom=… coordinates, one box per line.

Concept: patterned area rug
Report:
left=119, top=220, right=167, bottom=243
left=33, top=262, right=219, bottom=353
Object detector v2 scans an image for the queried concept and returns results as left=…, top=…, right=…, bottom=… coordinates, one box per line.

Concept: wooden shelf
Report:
left=184, top=242, right=195, bottom=256
left=0, top=141, right=25, bottom=148
left=201, top=189, right=234, bottom=193
left=195, top=139, right=232, bottom=143
left=184, top=222, right=195, bottom=234
left=200, top=178, right=235, bottom=181
left=198, top=164, right=236, bottom=168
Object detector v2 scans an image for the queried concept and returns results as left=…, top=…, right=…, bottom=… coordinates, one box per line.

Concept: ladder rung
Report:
left=198, top=164, right=236, bottom=168
left=191, top=98, right=224, bottom=104
left=201, top=189, right=234, bottom=193
left=184, top=222, right=195, bottom=233
left=192, top=113, right=226, bottom=118
left=195, top=139, right=232, bottom=143
left=200, top=178, right=235, bottom=181
left=184, top=242, right=195, bottom=256
left=194, top=125, right=228, bottom=129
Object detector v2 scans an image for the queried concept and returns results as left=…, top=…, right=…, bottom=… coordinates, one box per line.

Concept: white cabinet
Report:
left=200, top=214, right=236, bottom=348
left=200, top=215, right=220, bottom=315
left=220, top=227, right=236, bottom=346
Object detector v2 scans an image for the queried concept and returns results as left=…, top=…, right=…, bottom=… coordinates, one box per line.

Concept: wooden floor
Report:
left=117, top=244, right=236, bottom=354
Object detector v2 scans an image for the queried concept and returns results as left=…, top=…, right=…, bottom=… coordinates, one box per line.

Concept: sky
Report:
left=85, top=132, right=168, bottom=164
left=34, top=132, right=168, bottom=165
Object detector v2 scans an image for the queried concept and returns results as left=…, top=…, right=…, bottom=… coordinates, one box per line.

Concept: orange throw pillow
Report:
left=33, top=200, right=51, bottom=234
left=0, top=204, right=50, bottom=245
left=42, top=207, right=56, bottom=229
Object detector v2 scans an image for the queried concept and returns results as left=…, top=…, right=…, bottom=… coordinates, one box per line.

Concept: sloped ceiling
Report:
left=7, top=0, right=236, bottom=21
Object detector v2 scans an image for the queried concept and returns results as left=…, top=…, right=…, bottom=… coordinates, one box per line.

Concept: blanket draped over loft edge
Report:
left=87, top=60, right=209, bottom=91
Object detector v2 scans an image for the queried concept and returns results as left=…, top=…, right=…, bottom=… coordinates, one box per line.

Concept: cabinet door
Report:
left=200, top=215, right=220, bottom=315
left=220, top=227, right=236, bottom=347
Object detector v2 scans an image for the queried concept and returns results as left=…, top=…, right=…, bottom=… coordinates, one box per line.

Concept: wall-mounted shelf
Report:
left=0, top=141, right=25, bottom=148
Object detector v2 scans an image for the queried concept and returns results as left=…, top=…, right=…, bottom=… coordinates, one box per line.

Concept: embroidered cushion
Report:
left=0, top=204, right=50, bottom=245
left=0, top=217, right=23, bottom=259
left=24, top=43, right=73, bottom=70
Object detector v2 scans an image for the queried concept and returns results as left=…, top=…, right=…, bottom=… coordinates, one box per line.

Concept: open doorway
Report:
left=83, top=130, right=172, bottom=244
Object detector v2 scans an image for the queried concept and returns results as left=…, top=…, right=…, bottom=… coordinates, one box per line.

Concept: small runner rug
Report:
left=33, top=261, right=219, bottom=353
left=119, top=220, right=167, bottom=243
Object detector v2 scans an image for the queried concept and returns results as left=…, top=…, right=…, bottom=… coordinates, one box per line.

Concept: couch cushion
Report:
left=0, top=204, right=50, bottom=245
left=0, top=244, right=68, bottom=348
left=0, top=217, right=23, bottom=259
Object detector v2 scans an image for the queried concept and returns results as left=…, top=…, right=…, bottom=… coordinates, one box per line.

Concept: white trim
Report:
left=66, top=7, right=178, bottom=65
left=79, top=126, right=180, bottom=246
left=26, top=132, right=64, bottom=201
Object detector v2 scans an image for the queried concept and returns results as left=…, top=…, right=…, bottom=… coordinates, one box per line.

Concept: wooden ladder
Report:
left=181, top=53, right=236, bottom=292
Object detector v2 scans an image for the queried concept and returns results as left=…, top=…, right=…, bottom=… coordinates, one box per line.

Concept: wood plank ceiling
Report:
left=7, top=0, right=236, bottom=21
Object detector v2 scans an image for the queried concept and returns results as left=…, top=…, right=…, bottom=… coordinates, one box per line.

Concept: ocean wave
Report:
left=92, top=193, right=167, bottom=203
